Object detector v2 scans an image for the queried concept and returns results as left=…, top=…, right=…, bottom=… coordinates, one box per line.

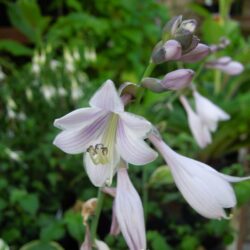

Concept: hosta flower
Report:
left=193, top=91, right=230, bottom=132
left=53, top=80, right=157, bottom=187
left=114, top=162, right=146, bottom=250
left=149, top=134, right=250, bottom=219
left=206, top=57, right=244, bottom=75
left=180, top=95, right=211, bottom=148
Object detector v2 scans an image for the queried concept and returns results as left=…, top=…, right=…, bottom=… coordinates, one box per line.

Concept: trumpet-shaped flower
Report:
left=193, top=91, right=230, bottom=132
left=206, top=57, right=244, bottom=75
left=115, top=163, right=146, bottom=250
left=149, top=134, right=250, bottom=219
left=180, top=95, right=211, bottom=148
left=53, top=80, right=157, bottom=187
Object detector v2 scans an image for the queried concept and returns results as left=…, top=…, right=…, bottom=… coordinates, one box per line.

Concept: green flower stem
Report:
left=141, top=61, right=156, bottom=79
left=91, top=188, right=105, bottom=241
left=135, top=62, right=156, bottom=108
left=214, top=69, right=222, bottom=95
left=137, top=61, right=156, bottom=220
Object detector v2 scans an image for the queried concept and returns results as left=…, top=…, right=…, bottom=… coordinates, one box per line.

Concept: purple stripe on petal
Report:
left=53, top=112, right=110, bottom=154
left=54, top=107, right=103, bottom=130
left=89, top=80, right=124, bottom=112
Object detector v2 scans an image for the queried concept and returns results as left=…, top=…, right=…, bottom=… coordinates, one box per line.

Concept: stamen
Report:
left=87, top=144, right=109, bottom=165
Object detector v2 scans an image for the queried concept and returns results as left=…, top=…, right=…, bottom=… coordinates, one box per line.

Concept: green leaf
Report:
left=235, top=180, right=250, bottom=206
left=19, top=194, right=39, bottom=215
left=149, top=166, right=174, bottom=187
left=20, top=240, right=64, bottom=250
left=147, top=230, right=172, bottom=250
left=180, top=235, right=199, bottom=250
left=64, top=210, right=84, bottom=242
left=40, top=221, right=65, bottom=241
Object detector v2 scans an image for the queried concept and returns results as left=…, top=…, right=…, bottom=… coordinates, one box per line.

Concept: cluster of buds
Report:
left=152, top=16, right=210, bottom=64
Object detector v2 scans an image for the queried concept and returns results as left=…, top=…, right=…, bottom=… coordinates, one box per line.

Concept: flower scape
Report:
left=53, top=16, right=250, bottom=250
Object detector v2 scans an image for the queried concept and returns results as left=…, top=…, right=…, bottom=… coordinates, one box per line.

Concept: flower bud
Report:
left=151, top=40, right=182, bottom=64
left=162, top=15, right=183, bottom=40
left=180, top=43, right=210, bottom=63
left=179, top=19, right=197, bottom=33
left=161, top=69, right=194, bottom=90
left=141, top=78, right=165, bottom=93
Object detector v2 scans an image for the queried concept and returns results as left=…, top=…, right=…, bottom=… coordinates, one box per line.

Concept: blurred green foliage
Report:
left=0, top=0, right=250, bottom=249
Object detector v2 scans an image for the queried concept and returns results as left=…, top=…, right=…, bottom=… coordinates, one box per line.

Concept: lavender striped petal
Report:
left=54, top=107, right=103, bottom=130
left=115, top=167, right=146, bottom=250
left=89, top=80, right=124, bottom=112
left=119, top=112, right=152, bottom=139
left=116, top=119, right=158, bottom=165
left=53, top=112, right=110, bottom=154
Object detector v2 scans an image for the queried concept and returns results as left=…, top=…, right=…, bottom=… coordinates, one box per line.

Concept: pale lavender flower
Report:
left=180, top=43, right=210, bottom=63
left=206, top=57, right=244, bottom=75
left=53, top=80, right=157, bottom=187
left=193, top=91, right=230, bottom=132
left=114, top=163, right=146, bottom=250
left=180, top=95, right=211, bottom=148
left=149, top=134, right=250, bottom=219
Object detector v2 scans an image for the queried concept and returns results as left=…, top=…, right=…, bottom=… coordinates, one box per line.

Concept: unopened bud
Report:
left=162, top=15, right=183, bottom=40
left=151, top=40, right=181, bottom=64
left=141, top=78, right=165, bottom=93
left=180, top=43, right=210, bottom=62
left=161, top=69, right=194, bottom=90
left=179, top=19, right=197, bottom=33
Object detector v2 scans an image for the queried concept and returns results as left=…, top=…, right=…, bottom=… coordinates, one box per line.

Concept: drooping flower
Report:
left=149, top=134, right=250, bottom=219
left=114, top=162, right=146, bottom=250
left=179, top=95, right=211, bottom=148
left=206, top=57, right=244, bottom=75
left=193, top=91, right=230, bottom=132
left=53, top=80, right=157, bottom=187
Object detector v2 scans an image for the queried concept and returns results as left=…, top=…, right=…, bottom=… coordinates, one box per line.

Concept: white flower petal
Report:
left=54, top=107, right=104, bottom=130
left=117, top=119, right=158, bottom=165
left=194, top=91, right=230, bottom=132
left=149, top=135, right=250, bottom=219
left=115, top=166, right=146, bottom=250
left=95, top=240, right=110, bottom=250
left=180, top=95, right=211, bottom=148
left=89, top=80, right=124, bottom=112
left=53, top=112, right=109, bottom=154
left=119, top=112, right=152, bottom=138
left=84, top=153, right=112, bottom=187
